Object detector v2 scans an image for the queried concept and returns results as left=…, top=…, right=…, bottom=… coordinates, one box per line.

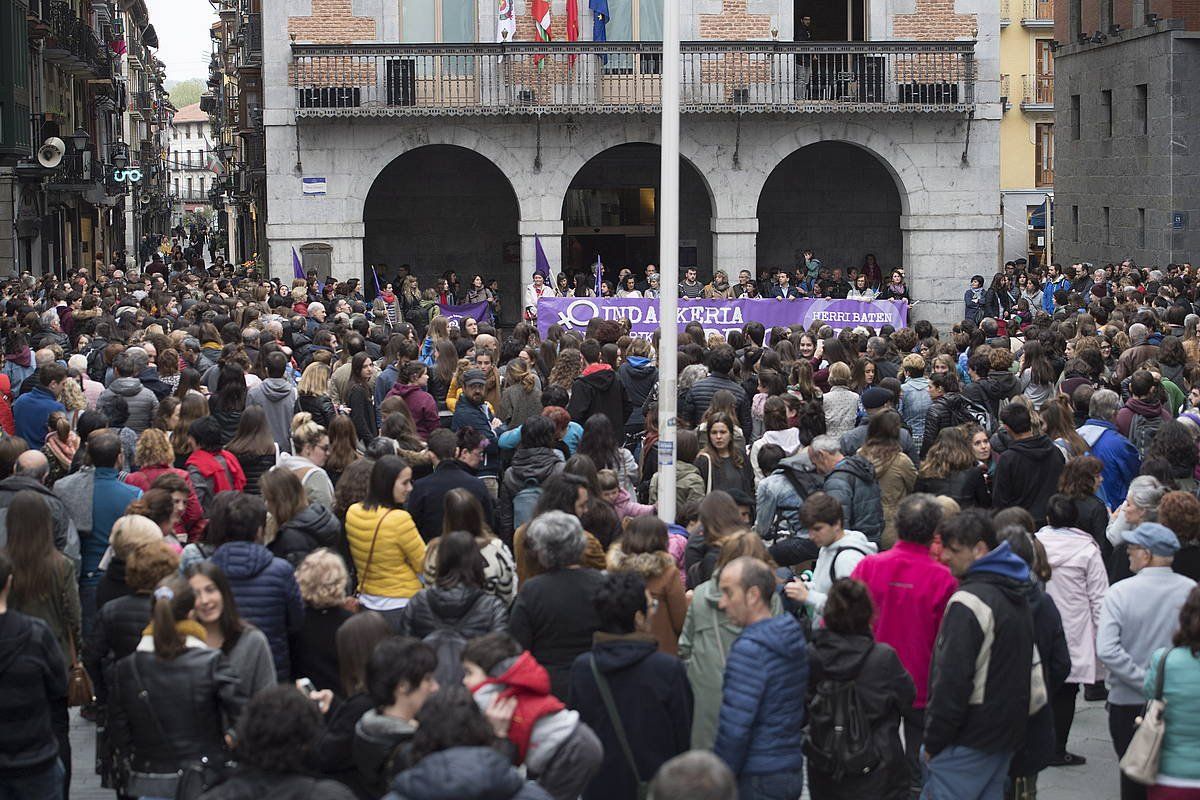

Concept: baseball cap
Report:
left=1123, top=522, right=1181, bottom=557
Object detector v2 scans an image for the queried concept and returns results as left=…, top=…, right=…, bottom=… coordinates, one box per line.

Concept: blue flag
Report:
left=292, top=247, right=305, bottom=281
left=534, top=236, right=550, bottom=279
left=590, top=0, right=608, bottom=42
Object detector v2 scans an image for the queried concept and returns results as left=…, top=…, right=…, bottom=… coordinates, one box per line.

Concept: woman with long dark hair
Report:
left=696, top=412, right=753, bottom=497
left=225, top=406, right=278, bottom=495
left=211, top=363, right=248, bottom=446
left=183, top=562, right=276, bottom=697
left=344, top=455, right=426, bottom=629
left=346, top=352, right=378, bottom=445
left=5, top=490, right=80, bottom=795
left=575, top=414, right=638, bottom=496
left=324, top=415, right=362, bottom=488
left=107, top=574, right=245, bottom=799
left=1020, top=340, right=1060, bottom=411
left=398, top=530, right=507, bottom=644
left=262, top=467, right=343, bottom=569
left=435, top=488, right=517, bottom=606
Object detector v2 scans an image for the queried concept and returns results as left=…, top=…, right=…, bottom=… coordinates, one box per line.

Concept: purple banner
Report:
left=536, top=297, right=907, bottom=339
left=438, top=301, right=492, bottom=328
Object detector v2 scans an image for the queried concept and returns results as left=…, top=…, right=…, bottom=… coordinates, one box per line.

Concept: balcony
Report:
left=238, top=13, right=262, bottom=70
left=1000, top=73, right=1011, bottom=109
left=1001, top=0, right=1011, bottom=26
left=179, top=189, right=212, bottom=203
left=1022, top=0, right=1054, bottom=27
left=1021, top=74, right=1053, bottom=110
left=291, top=41, right=976, bottom=118
left=46, top=148, right=101, bottom=189
left=42, top=2, right=109, bottom=76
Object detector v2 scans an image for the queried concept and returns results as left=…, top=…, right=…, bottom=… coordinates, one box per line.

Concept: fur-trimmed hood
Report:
left=606, top=542, right=674, bottom=578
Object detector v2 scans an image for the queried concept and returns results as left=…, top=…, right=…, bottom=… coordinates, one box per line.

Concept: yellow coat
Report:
left=345, top=503, right=427, bottom=599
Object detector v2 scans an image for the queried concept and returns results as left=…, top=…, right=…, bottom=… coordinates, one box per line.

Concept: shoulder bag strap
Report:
left=827, top=546, right=869, bottom=585
left=1154, top=647, right=1171, bottom=701
left=589, top=654, right=643, bottom=786
left=126, top=653, right=183, bottom=764
left=355, top=509, right=394, bottom=597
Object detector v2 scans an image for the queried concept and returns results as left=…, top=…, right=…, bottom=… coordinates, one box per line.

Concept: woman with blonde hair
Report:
left=295, top=361, right=336, bottom=428
left=499, top=357, right=540, bottom=428
left=42, top=411, right=78, bottom=487
left=96, top=513, right=168, bottom=607
left=823, top=361, right=861, bottom=437
left=124, top=427, right=206, bottom=541
left=276, top=413, right=336, bottom=509
left=914, top=425, right=991, bottom=508
left=263, top=466, right=343, bottom=568
left=59, top=374, right=87, bottom=428
left=291, top=548, right=353, bottom=692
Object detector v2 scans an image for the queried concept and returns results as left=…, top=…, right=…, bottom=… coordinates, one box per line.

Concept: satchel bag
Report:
left=589, top=655, right=649, bottom=800
left=64, top=583, right=94, bottom=708
left=1119, top=648, right=1172, bottom=786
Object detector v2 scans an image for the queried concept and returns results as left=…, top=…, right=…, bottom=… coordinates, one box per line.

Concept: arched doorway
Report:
left=363, top=145, right=520, bottom=322
left=562, top=143, right=713, bottom=288
left=756, top=142, right=902, bottom=276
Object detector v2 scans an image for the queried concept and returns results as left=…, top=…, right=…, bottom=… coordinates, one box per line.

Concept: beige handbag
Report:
left=1119, top=648, right=1172, bottom=786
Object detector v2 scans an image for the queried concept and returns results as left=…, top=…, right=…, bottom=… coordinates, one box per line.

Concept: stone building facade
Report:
left=1053, top=0, right=1200, bottom=266
left=262, top=0, right=1001, bottom=325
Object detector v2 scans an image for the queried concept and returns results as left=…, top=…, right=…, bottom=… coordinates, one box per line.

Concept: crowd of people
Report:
left=521, top=253, right=911, bottom=318
left=1, top=251, right=1200, bottom=800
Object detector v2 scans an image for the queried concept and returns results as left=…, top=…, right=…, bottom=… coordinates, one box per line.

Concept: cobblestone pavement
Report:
left=68, top=698, right=1123, bottom=800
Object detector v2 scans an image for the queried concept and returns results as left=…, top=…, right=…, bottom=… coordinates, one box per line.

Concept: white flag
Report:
left=497, top=0, right=516, bottom=41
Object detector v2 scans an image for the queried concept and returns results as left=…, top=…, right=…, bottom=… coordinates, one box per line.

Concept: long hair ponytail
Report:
left=151, top=574, right=196, bottom=660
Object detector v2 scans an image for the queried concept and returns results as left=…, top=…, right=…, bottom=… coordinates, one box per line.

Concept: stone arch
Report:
left=362, top=144, right=520, bottom=321
left=756, top=140, right=905, bottom=273
left=559, top=141, right=717, bottom=283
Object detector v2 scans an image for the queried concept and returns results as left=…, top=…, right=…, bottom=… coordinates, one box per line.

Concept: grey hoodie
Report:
left=247, top=377, right=297, bottom=455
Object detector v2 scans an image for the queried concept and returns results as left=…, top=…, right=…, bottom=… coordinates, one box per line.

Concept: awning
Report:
left=1029, top=198, right=1054, bottom=229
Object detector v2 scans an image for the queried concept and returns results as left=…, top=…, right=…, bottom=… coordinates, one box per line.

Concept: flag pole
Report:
left=657, top=0, right=679, bottom=525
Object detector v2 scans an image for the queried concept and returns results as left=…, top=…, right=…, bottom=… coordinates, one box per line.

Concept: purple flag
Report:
left=370, top=264, right=382, bottom=295
left=535, top=297, right=908, bottom=340
left=438, top=301, right=493, bottom=328
left=292, top=247, right=305, bottom=281
left=534, top=236, right=550, bottom=279
left=594, top=254, right=603, bottom=296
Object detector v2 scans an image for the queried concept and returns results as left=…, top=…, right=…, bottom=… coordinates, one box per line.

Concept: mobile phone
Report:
left=296, top=678, right=317, bottom=696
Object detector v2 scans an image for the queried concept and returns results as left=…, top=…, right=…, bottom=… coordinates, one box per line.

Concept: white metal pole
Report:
left=657, top=0, right=680, bottom=525
left=1045, top=195, right=1052, bottom=268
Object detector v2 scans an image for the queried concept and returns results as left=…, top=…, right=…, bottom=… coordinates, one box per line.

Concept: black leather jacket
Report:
left=84, top=593, right=152, bottom=705
left=108, top=647, right=246, bottom=774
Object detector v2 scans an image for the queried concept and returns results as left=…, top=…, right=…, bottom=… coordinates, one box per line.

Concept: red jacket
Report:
left=124, top=464, right=207, bottom=542
left=477, top=651, right=565, bottom=761
left=185, top=449, right=247, bottom=493
left=850, top=540, right=957, bottom=709
left=0, top=374, right=14, bottom=436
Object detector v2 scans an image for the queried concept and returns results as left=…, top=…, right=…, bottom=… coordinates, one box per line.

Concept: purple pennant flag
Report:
left=534, top=236, right=550, bottom=279
left=292, top=247, right=305, bottom=281
left=370, top=264, right=382, bottom=295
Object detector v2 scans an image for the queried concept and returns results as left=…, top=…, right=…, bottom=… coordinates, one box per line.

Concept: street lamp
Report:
left=218, top=143, right=235, bottom=163
left=111, top=144, right=129, bottom=169
left=68, top=127, right=91, bottom=154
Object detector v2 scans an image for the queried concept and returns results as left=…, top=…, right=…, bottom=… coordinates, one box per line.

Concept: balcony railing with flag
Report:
left=1022, top=74, right=1053, bottom=109
left=291, top=40, right=976, bottom=117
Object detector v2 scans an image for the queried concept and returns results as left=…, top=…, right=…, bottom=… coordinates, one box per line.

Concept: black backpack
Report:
left=803, top=659, right=882, bottom=781
left=86, top=343, right=108, bottom=384
left=1127, top=412, right=1164, bottom=460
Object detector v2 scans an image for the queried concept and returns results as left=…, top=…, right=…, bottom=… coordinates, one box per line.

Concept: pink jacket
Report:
left=1035, top=526, right=1108, bottom=683
left=851, top=540, right=958, bottom=708
left=611, top=487, right=655, bottom=522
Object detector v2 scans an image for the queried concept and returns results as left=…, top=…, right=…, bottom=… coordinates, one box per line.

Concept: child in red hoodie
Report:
left=463, top=633, right=602, bottom=800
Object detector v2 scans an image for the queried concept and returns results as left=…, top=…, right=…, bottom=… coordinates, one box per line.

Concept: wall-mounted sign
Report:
left=112, top=167, right=143, bottom=183
left=302, top=177, right=326, bottom=196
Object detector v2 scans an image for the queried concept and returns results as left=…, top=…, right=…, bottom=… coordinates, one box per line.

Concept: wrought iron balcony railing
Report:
left=1022, top=74, right=1053, bottom=108
left=292, top=40, right=976, bottom=117
left=238, top=12, right=262, bottom=68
